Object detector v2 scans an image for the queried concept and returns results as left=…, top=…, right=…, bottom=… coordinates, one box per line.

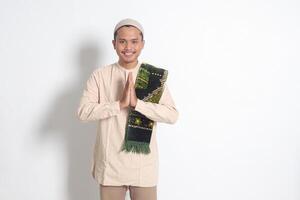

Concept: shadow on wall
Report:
left=39, top=40, right=103, bottom=200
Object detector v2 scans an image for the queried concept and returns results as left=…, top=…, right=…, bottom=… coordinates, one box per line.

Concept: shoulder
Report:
left=92, top=63, right=114, bottom=74
left=141, top=62, right=168, bottom=76
left=90, top=63, right=115, bottom=79
left=141, top=62, right=168, bottom=72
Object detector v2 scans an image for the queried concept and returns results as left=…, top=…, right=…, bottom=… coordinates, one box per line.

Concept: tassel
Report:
left=122, top=141, right=151, bottom=154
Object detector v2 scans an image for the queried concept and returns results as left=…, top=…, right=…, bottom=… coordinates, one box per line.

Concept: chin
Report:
left=121, top=57, right=137, bottom=64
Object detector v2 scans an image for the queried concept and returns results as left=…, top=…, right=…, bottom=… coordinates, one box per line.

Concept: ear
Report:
left=112, top=40, right=116, bottom=50
left=141, top=40, right=145, bottom=49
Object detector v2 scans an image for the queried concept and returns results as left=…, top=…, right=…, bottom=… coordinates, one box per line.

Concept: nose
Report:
left=124, top=41, right=133, bottom=49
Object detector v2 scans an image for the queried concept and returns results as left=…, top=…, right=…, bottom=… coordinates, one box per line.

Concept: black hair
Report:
left=113, top=25, right=144, bottom=41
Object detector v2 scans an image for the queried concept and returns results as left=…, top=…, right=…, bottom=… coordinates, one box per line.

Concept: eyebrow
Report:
left=118, top=38, right=139, bottom=41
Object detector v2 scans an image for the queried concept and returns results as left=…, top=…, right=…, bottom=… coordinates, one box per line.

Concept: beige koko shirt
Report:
left=77, top=61, right=179, bottom=187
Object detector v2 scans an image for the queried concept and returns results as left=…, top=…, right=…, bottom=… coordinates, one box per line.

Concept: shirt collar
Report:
left=116, top=61, right=142, bottom=72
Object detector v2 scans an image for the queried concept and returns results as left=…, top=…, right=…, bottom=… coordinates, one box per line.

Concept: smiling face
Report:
left=112, top=26, right=144, bottom=68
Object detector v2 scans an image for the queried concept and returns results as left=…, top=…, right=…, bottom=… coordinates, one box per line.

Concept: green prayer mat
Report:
left=121, top=63, right=168, bottom=154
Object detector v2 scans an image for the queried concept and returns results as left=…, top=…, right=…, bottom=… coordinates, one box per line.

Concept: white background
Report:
left=1, top=0, right=300, bottom=199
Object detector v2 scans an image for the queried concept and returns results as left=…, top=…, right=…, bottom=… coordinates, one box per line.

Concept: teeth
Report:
left=124, top=52, right=134, bottom=55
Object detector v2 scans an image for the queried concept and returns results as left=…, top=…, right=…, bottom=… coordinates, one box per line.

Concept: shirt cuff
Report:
left=111, top=100, right=121, bottom=115
left=134, top=99, right=145, bottom=113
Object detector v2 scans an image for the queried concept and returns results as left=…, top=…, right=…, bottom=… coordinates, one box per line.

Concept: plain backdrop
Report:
left=1, top=0, right=300, bottom=199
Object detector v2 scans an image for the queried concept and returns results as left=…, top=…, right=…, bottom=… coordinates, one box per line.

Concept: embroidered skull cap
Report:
left=114, top=18, right=144, bottom=37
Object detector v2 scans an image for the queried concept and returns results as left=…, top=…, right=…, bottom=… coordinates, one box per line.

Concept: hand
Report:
left=119, top=73, right=131, bottom=109
left=128, top=72, right=138, bottom=108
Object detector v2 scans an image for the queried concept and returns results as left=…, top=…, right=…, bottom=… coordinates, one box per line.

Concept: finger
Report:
left=125, top=75, right=130, bottom=89
left=130, top=76, right=135, bottom=89
left=129, top=72, right=133, bottom=83
left=127, top=86, right=131, bottom=101
left=127, top=79, right=132, bottom=89
left=126, top=79, right=131, bottom=93
left=131, top=87, right=136, bottom=96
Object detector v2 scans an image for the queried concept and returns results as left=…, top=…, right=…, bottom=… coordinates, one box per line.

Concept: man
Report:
left=77, top=18, right=179, bottom=200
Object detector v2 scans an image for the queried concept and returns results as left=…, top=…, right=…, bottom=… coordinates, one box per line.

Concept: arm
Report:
left=77, top=70, right=121, bottom=121
left=134, top=84, right=179, bottom=124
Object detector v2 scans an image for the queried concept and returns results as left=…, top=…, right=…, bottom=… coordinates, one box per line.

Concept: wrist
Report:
left=119, top=101, right=125, bottom=109
left=132, top=99, right=138, bottom=109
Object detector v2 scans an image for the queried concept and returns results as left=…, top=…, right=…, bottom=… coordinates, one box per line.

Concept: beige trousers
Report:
left=100, top=184, right=157, bottom=200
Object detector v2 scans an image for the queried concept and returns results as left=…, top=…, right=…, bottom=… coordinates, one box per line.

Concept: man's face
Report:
left=112, top=26, right=144, bottom=66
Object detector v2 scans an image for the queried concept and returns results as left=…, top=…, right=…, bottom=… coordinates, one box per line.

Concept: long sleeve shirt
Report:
left=77, top=61, right=178, bottom=187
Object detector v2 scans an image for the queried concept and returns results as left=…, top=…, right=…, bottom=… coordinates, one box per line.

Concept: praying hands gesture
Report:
left=119, top=72, right=138, bottom=109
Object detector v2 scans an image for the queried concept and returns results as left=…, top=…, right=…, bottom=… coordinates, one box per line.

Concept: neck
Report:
left=118, top=60, right=138, bottom=69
